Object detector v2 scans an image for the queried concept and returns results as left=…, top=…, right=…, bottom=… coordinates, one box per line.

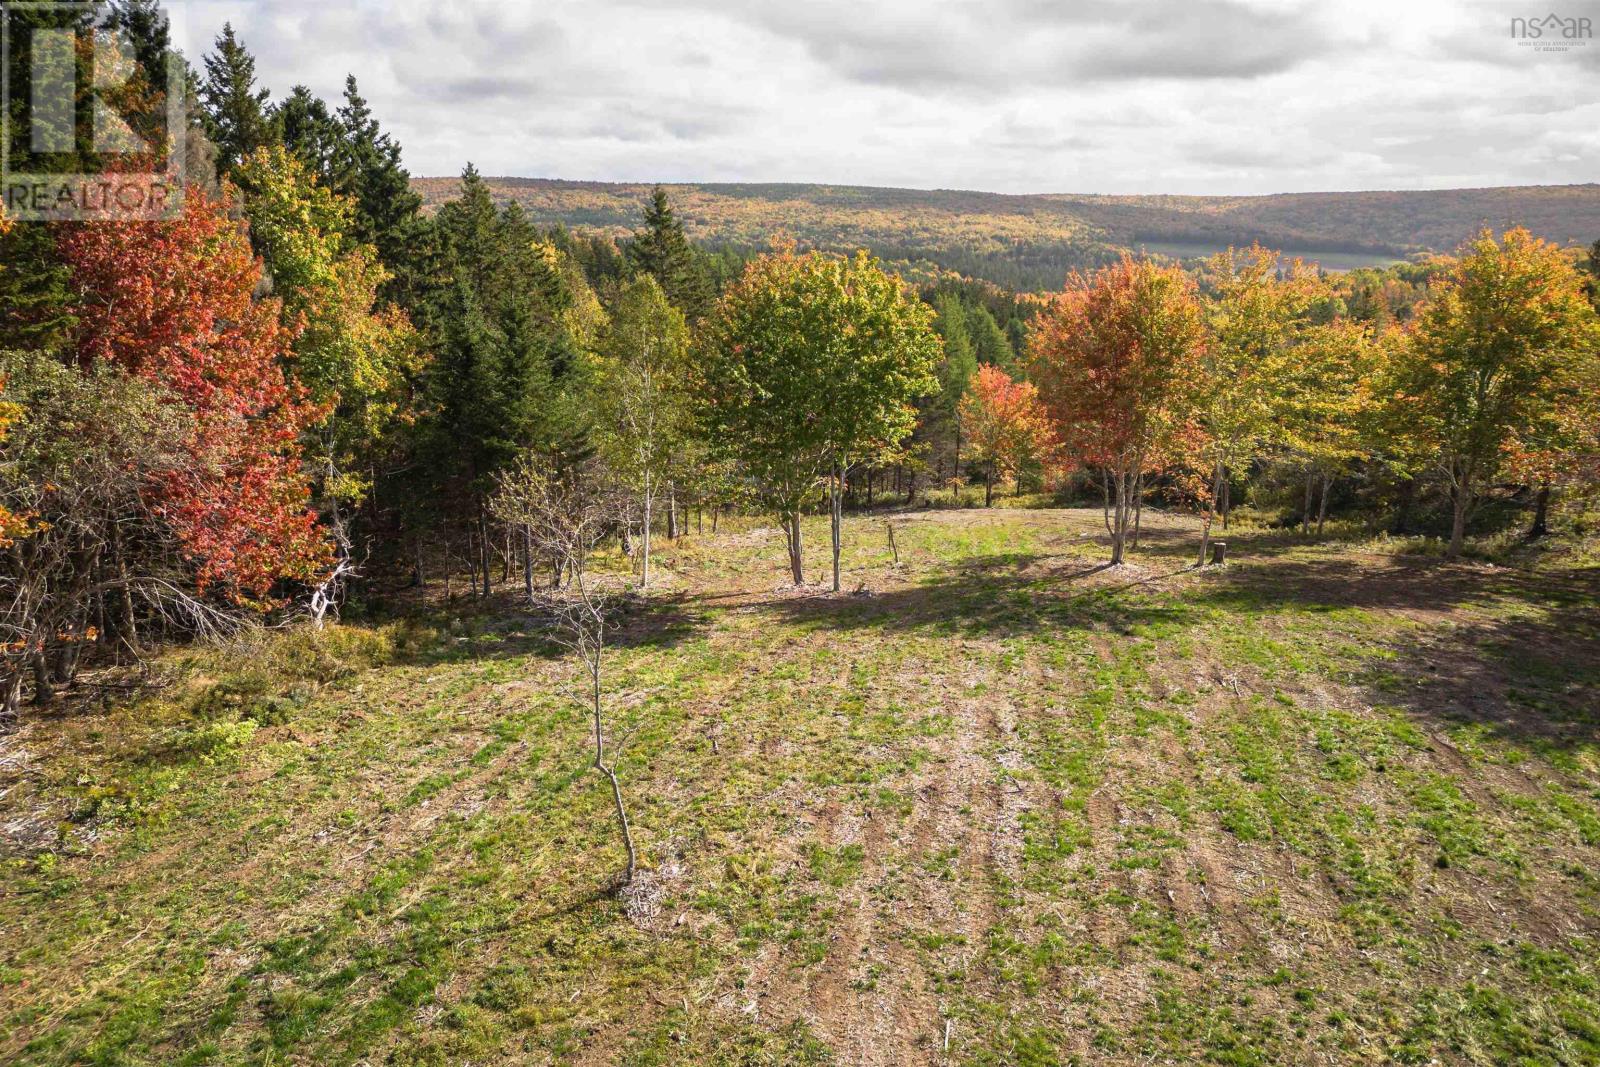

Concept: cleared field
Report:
left=2, top=509, right=1598, bottom=1066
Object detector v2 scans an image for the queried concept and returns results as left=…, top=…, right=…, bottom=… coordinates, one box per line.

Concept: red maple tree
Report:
left=1029, top=256, right=1206, bottom=564
left=58, top=187, right=328, bottom=599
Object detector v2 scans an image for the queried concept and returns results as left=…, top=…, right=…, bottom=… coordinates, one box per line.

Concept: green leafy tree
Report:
left=334, top=77, right=429, bottom=307
left=968, top=303, right=1017, bottom=371
left=235, top=146, right=416, bottom=431
left=1194, top=246, right=1326, bottom=563
left=1390, top=228, right=1600, bottom=558
left=1278, top=320, right=1390, bottom=535
left=589, top=277, right=693, bottom=589
left=702, top=248, right=940, bottom=589
left=234, top=141, right=419, bottom=613
left=277, top=85, right=341, bottom=182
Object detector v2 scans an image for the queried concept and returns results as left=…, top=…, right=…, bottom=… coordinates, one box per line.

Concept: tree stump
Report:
left=1210, top=541, right=1228, bottom=567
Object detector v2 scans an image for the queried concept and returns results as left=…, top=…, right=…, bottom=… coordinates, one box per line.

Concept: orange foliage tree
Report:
left=958, top=364, right=1055, bottom=507
left=1030, top=257, right=1206, bottom=565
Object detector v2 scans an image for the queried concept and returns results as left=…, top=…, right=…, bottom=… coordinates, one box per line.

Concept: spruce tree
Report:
left=199, top=24, right=272, bottom=178
left=277, top=86, right=341, bottom=186
left=0, top=224, right=77, bottom=351
left=628, top=186, right=712, bottom=320
left=412, top=166, right=588, bottom=590
left=105, top=0, right=184, bottom=91
left=967, top=304, right=1016, bottom=371
left=335, top=77, right=426, bottom=305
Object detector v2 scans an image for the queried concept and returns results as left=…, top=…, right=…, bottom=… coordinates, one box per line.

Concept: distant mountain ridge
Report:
left=412, top=177, right=1600, bottom=291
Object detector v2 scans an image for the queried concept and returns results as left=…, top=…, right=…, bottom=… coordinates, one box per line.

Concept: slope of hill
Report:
left=6, top=509, right=1599, bottom=1064
left=412, top=177, right=1600, bottom=291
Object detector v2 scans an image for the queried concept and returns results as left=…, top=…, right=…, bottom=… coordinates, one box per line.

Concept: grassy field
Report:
left=3, top=508, right=1599, bottom=1066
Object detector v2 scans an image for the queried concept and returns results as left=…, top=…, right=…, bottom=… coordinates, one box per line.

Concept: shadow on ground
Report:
left=752, top=541, right=1600, bottom=757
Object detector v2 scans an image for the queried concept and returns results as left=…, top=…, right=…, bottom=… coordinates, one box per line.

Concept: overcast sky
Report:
left=182, top=0, right=1600, bottom=195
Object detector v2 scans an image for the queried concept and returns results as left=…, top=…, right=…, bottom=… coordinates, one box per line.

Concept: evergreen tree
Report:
left=0, top=223, right=77, bottom=351
left=335, top=76, right=427, bottom=306
left=105, top=0, right=185, bottom=92
left=413, top=166, right=587, bottom=593
left=967, top=303, right=1016, bottom=371
left=628, top=187, right=712, bottom=319
left=198, top=23, right=272, bottom=177
left=277, top=85, right=341, bottom=186
left=932, top=293, right=978, bottom=479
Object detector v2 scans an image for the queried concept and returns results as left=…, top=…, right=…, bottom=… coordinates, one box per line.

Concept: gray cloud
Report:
left=683, top=0, right=1343, bottom=92
left=183, top=0, right=1600, bottom=194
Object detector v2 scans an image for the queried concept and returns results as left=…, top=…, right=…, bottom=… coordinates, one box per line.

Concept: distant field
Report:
left=1132, top=241, right=1404, bottom=273
left=4, top=508, right=1598, bottom=1065
left=414, top=177, right=1600, bottom=290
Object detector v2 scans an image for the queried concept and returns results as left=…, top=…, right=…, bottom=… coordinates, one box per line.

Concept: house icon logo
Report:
left=1510, top=11, right=1593, bottom=47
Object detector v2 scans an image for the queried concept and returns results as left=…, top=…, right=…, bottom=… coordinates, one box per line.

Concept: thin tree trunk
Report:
left=1199, top=460, right=1225, bottom=567
left=1302, top=473, right=1315, bottom=536
left=478, top=508, right=492, bottom=597
left=591, top=661, right=636, bottom=885
left=1101, top=470, right=1114, bottom=538
left=1221, top=472, right=1232, bottom=531
left=30, top=651, right=54, bottom=706
left=1132, top=473, right=1144, bottom=549
left=1110, top=470, right=1128, bottom=565
left=830, top=458, right=845, bottom=594
left=521, top=527, right=535, bottom=601
left=1316, top=472, right=1332, bottom=536
left=953, top=418, right=961, bottom=496
left=666, top=483, right=678, bottom=540
left=111, top=525, right=138, bottom=661
left=984, top=463, right=994, bottom=508
left=1448, top=482, right=1470, bottom=559
left=1529, top=481, right=1552, bottom=539
left=784, top=509, right=805, bottom=586
left=0, top=672, right=22, bottom=731
left=641, top=474, right=653, bottom=591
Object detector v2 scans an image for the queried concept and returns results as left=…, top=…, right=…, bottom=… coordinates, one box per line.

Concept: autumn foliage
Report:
left=1029, top=256, right=1206, bottom=562
left=58, top=188, right=328, bottom=598
left=959, top=364, right=1055, bottom=505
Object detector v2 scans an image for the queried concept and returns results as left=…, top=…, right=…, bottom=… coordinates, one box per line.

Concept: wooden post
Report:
left=886, top=522, right=899, bottom=565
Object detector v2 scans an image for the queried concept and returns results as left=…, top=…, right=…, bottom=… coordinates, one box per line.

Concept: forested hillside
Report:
left=413, top=177, right=1600, bottom=290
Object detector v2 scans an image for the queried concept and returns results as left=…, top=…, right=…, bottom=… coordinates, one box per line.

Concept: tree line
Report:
left=1, top=3, right=1598, bottom=730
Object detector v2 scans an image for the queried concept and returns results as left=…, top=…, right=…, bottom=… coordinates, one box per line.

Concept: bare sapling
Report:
left=492, top=455, right=638, bottom=886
